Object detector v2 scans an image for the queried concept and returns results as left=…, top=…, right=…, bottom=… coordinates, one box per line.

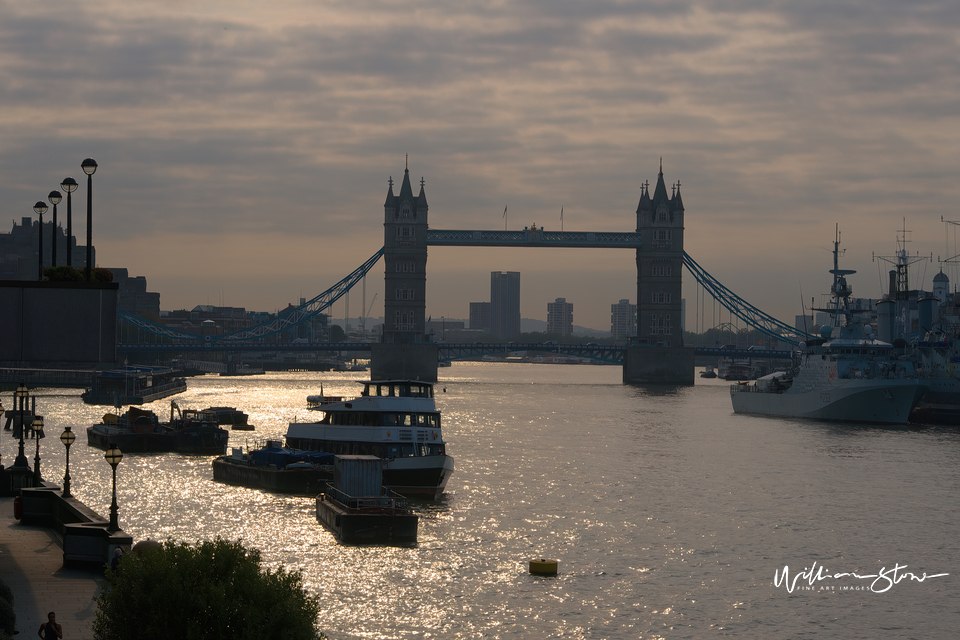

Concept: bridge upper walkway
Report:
left=426, top=229, right=642, bottom=248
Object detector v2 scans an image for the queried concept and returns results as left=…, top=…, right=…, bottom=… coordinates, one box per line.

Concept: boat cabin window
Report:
left=370, top=382, right=433, bottom=398
left=324, top=410, right=440, bottom=428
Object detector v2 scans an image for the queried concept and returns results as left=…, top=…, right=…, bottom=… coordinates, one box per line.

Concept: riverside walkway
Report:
left=0, top=496, right=103, bottom=640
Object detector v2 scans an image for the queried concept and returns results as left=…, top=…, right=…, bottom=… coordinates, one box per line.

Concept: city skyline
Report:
left=2, top=2, right=958, bottom=331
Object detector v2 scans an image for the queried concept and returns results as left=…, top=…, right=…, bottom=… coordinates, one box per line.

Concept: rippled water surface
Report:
left=9, top=364, right=960, bottom=638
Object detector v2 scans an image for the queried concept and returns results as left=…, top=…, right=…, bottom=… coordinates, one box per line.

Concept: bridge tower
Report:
left=371, top=160, right=438, bottom=381
left=382, top=160, right=429, bottom=344
left=635, top=160, right=685, bottom=346
left=624, top=160, right=694, bottom=384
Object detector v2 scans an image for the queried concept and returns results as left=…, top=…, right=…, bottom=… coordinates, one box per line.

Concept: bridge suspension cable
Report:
left=683, top=251, right=813, bottom=347
left=119, top=247, right=385, bottom=342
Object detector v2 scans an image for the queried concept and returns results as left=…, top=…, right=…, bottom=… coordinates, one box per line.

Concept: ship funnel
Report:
left=876, top=298, right=896, bottom=343
left=918, top=296, right=938, bottom=334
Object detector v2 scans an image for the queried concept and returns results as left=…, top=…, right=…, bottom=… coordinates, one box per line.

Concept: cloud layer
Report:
left=2, top=1, right=958, bottom=330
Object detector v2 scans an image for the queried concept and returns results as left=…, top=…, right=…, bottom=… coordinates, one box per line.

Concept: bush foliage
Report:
left=93, top=538, right=325, bottom=640
left=42, top=266, right=114, bottom=282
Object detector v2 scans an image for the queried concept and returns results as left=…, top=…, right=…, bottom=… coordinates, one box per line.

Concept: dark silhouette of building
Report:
left=636, top=161, right=684, bottom=346
left=491, top=271, right=520, bottom=340
left=382, top=162, right=429, bottom=344
left=0, top=216, right=88, bottom=279
left=107, top=268, right=161, bottom=322
left=469, top=301, right=491, bottom=332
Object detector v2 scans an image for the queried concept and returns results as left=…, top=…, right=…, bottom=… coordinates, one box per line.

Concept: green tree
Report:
left=43, top=265, right=84, bottom=281
left=93, top=538, right=325, bottom=640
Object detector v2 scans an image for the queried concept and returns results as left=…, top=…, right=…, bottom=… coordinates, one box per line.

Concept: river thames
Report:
left=8, top=363, right=959, bottom=639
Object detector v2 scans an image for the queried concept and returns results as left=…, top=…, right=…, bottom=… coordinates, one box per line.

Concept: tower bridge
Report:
left=118, top=161, right=812, bottom=383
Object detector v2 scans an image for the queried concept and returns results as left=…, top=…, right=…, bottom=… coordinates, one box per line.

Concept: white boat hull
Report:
left=730, top=378, right=927, bottom=423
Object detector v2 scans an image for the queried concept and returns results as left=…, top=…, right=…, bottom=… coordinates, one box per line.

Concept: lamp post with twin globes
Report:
left=81, top=158, right=97, bottom=280
left=60, top=177, right=77, bottom=266
left=33, top=201, right=47, bottom=280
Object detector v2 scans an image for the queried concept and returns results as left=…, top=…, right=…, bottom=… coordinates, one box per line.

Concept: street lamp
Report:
left=60, top=426, right=75, bottom=498
left=81, top=158, right=98, bottom=281
left=105, top=443, right=122, bottom=532
left=32, top=416, right=44, bottom=484
left=33, top=201, right=48, bottom=280
left=48, top=190, right=62, bottom=268
left=60, top=177, right=78, bottom=267
left=14, top=383, right=28, bottom=468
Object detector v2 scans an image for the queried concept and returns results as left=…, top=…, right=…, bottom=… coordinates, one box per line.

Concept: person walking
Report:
left=37, top=612, right=61, bottom=640
left=110, top=547, right=123, bottom=571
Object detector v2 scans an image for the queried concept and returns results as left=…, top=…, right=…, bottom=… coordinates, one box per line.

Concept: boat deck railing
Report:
left=325, top=485, right=409, bottom=511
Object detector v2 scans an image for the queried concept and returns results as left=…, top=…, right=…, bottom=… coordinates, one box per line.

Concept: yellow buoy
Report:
left=529, top=558, right=558, bottom=575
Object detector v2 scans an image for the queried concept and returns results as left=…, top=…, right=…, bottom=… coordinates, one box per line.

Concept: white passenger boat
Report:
left=730, top=229, right=927, bottom=424
left=285, top=379, right=454, bottom=499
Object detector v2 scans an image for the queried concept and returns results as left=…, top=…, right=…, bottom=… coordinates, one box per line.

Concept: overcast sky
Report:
left=2, top=1, right=959, bottom=332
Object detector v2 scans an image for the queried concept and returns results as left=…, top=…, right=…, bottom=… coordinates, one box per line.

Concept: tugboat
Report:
left=167, top=402, right=229, bottom=455
left=87, top=404, right=228, bottom=455
left=87, top=407, right=174, bottom=453
left=729, top=226, right=927, bottom=423
left=200, top=406, right=254, bottom=431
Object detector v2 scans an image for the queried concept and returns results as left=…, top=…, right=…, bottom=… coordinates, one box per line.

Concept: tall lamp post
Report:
left=0, top=399, right=5, bottom=470
left=105, top=444, right=122, bottom=532
left=33, top=201, right=48, bottom=280
left=81, top=158, right=98, bottom=281
left=14, top=383, right=29, bottom=468
left=60, top=177, right=78, bottom=266
left=60, top=426, right=75, bottom=498
left=47, top=190, right=62, bottom=267
left=32, top=416, right=44, bottom=484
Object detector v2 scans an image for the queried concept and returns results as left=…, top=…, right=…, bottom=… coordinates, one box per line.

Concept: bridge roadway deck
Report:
left=0, top=346, right=792, bottom=390
left=116, top=342, right=794, bottom=363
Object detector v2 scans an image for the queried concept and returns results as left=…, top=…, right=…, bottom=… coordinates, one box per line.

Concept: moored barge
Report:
left=316, top=455, right=418, bottom=545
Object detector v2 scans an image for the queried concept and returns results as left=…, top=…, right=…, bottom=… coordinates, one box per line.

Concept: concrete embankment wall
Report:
left=15, top=484, right=132, bottom=570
